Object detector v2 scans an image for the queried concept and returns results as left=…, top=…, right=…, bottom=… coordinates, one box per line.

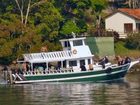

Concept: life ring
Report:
left=73, top=49, right=77, bottom=54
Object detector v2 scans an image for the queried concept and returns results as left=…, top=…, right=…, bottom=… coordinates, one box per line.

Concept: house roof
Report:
left=105, top=8, right=140, bottom=20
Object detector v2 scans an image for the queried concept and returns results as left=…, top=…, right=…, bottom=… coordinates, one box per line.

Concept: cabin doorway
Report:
left=80, top=60, right=85, bottom=66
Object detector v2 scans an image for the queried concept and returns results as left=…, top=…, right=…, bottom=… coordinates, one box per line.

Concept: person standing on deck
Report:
left=99, top=56, right=109, bottom=69
left=115, top=56, right=124, bottom=66
left=124, top=56, right=131, bottom=64
left=80, top=63, right=86, bottom=71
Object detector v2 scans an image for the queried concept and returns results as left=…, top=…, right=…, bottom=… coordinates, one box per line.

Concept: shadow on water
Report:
left=0, top=73, right=140, bottom=105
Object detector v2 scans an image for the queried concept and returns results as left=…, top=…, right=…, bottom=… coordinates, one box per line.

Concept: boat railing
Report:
left=21, top=68, right=74, bottom=76
left=24, top=50, right=73, bottom=61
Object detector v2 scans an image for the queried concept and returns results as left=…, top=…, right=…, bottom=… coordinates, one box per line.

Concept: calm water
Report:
left=0, top=73, right=140, bottom=105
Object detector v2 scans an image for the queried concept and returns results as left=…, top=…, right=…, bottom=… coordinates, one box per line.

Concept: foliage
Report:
left=32, top=1, right=63, bottom=41
left=0, top=0, right=110, bottom=64
left=115, top=41, right=140, bottom=58
left=125, top=33, right=140, bottom=50
left=60, top=20, right=80, bottom=35
left=0, top=0, right=63, bottom=64
left=90, top=0, right=108, bottom=12
left=54, top=0, right=91, bottom=37
left=0, top=20, right=42, bottom=58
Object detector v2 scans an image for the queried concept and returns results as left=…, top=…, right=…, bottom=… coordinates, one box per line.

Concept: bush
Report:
left=125, top=33, right=140, bottom=50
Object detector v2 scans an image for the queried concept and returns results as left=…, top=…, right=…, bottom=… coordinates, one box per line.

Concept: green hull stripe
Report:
left=24, top=64, right=128, bottom=80
left=15, top=70, right=127, bottom=84
left=15, top=65, right=129, bottom=84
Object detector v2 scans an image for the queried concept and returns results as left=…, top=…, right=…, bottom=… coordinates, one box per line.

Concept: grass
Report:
left=115, top=41, right=140, bottom=59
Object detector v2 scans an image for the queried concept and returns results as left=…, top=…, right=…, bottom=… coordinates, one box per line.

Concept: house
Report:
left=105, top=8, right=140, bottom=38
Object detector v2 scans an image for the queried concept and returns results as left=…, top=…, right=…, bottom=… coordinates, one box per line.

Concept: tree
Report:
left=14, top=0, right=50, bottom=26
left=31, top=1, right=63, bottom=41
left=0, top=0, right=110, bottom=64
left=0, top=0, right=14, bottom=13
left=60, top=20, right=80, bottom=35
left=14, top=0, right=31, bottom=25
left=128, top=0, right=140, bottom=8
left=90, top=0, right=108, bottom=36
left=0, top=20, right=42, bottom=59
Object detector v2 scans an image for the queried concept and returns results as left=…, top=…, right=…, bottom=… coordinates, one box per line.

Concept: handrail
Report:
left=24, top=50, right=72, bottom=61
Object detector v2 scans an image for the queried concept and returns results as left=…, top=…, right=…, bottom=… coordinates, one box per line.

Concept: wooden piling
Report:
left=3, top=70, right=14, bottom=84
left=8, top=70, right=13, bottom=84
left=3, top=71, right=7, bottom=81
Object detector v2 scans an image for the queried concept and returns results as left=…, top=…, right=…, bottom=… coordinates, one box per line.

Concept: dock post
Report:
left=8, top=70, right=13, bottom=84
left=3, top=71, right=8, bottom=82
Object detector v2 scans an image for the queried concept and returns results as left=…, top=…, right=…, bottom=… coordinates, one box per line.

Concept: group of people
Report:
left=99, top=55, right=131, bottom=68
left=115, top=56, right=131, bottom=66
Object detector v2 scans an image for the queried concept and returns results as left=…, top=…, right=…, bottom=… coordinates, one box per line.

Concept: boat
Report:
left=6, top=34, right=140, bottom=84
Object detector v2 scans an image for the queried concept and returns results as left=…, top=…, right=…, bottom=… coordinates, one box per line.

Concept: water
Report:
left=0, top=73, right=140, bottom=105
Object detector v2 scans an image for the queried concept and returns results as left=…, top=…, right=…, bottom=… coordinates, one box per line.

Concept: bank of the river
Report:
left=115, top=41, right=140, bottom=58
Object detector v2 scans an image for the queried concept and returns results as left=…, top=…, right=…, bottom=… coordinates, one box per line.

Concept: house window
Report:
left=124, top=23, right=133, bottom=33
left=69, top=60, right=77, bottom=66
left=73, top=40, right=83, bottom=46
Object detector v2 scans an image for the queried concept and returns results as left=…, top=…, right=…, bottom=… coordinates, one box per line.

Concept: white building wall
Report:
left=105, top=12, right=136, bottom=38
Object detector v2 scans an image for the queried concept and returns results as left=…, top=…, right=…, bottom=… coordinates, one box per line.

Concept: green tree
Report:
left=54, top=0, right=91, bottom=36
left=0, top=0, right=109, bottom=64
left=60, top=20, right=80, bottom=36
left=0, top=20, right=42, bottom=60
left=0, top=0, right=14, bottom=14
left=31, top=1, right=63, bottom=41
left=90, top=0, right=108, bottom=36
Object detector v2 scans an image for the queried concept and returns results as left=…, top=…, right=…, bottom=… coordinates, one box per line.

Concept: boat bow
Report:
left=129, top=59, right=140, bottom=70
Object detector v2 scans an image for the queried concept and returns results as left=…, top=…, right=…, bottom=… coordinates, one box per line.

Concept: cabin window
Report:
left=88, top=59, right=91, bottom=64
left=69, top=61, right=77, bottom=66
left=64, top=41, right=70, bottom=47
left=73, top=40, right=83, bottom=46
left=33, top=63, right=46, bottom=70
left=63, top=60, right=66, bottom=68
left=80, top=60, right=85, bottom=66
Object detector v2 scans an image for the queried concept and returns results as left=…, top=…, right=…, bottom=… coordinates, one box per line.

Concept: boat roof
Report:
left=23, top=50, right=93, bottom=63
left=22, top=36, right=93, bottom=63
left=59, top=37, right=86, bottom=42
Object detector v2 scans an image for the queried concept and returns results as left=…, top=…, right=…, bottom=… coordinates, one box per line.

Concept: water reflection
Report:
left=0, top=73, right=140, bottom=105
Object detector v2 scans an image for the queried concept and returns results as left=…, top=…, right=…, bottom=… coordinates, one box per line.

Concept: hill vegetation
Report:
left=0, top=0, right=140, bottom=64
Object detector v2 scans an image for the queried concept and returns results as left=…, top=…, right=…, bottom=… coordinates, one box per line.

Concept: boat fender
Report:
left=73, top=49, right=77, bottom=54
left=106, top=67, right=112, bottom=73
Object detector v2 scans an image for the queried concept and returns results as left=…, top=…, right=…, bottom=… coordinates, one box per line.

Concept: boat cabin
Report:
left=18, top=36, right=94, bottom=72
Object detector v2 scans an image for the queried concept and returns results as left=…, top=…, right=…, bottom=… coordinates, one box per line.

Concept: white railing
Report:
left=24, top=50, right=72, bottom=61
